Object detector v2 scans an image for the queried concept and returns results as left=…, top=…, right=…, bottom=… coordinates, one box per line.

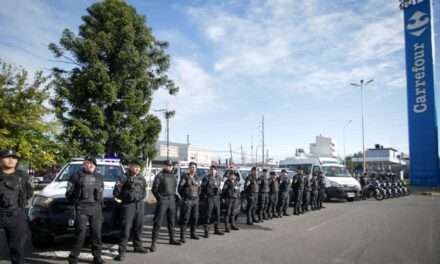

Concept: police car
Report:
left=28, top=158, right=125, bottom=246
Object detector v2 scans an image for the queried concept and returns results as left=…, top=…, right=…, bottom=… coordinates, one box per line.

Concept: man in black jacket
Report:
left=292, top=168, right=305, bottom=215
left=277, top=169, right=290, bottom=217
left=201, top=165, right=224, bottom=238
left=268, top=171, right=279, bottom=218
left=257, top=169, right=270, bottom=222
left=244, top=167, right=259, bottom=225
left=0, top=149, right=32, bottom=264
left=149, top=160, right=181, bottom=252
left=178, top=161, right=201, bottom=243
left=66, top=156, right=105, bottom=264
left=222, top=171, right=240, bottom=232
left=114, top=160, right=148, bottom=261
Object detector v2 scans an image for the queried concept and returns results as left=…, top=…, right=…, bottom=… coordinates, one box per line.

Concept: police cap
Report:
left=0, top=149, right=19, bottom=159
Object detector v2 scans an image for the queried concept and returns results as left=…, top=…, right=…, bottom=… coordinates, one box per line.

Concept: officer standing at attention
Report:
left=244, top=167, right=259, bottom=225
left=178, top=161, right=201, bottom=243
left=0, top=149, right=32, bottom=264
left=149, top=160, right=181, bottom=252
left=302, top=171, right=312, bottom=213
left=113, top=160, right=148, bottom=261
left=257, top=169, right=270, bottom=222
left=268, top=171, right=279, bottom=218
left=201, top=165, right=224, bottom=238
left=222, top=171, right=240, bottom=232
left=311, top=172, right=320, bottom=210
left=277, top=169, right=290, bottom=217
left=292, top=167, right=305, bottom=215
left=318, top=171, right=326, bottom=209
left=66, top=156, right=105, bottom=264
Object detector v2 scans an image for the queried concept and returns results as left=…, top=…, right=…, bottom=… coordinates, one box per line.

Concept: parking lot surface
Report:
left=1, top=195, right=439, bottom=264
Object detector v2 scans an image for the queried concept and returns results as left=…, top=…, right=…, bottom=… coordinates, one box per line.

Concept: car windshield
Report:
left=56, top=164, right=124, bottom=182
left=322, top=166, right=351, bottom=177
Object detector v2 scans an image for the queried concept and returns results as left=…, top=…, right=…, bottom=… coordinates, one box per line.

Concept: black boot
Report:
left=204, top=225, right=209, bottom=238
left=93, top=257, right=105, bottom=264
left=68, top=255, right=78, bottom=264
left=224, top=223, right=230, bottom=233
left=180, top=226, right=186, bottom=243
left=134, top=246, right=148, bottom=253
left=214, top=225, right=224, bottom=235
left=150, top=240, right=157, bottom=252
left=231, top=224, right=240, bottom=231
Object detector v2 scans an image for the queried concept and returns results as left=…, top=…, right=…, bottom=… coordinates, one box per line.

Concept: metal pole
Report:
left=360, top=82, right=366, bottom=173
left=343, top=120, right=352, bottom=165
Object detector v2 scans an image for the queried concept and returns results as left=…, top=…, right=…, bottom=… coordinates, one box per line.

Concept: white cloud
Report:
left=152, top=57, right=220, bottom=120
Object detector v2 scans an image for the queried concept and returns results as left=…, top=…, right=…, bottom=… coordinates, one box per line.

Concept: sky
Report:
left=0, top=0, right=424, bottom=161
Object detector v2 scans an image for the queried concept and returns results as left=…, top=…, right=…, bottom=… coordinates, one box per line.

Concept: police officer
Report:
left=244, top=167, right=259, bottom=225
left=149, top=160, right=181, bottom=252
left=113, top=160, right=148, bottom=261
left=268, top=171, right=279, bottom=218
left=302, top=171, right=312, bottom=213
left=0, top=149, right=32, bottom=264
left=311, top=172, right=319, bottom=210
left=360, top=173, right=368, bottom=200
left=178, top=161, right=201, bottom=243
left=222, top=171, right=240, bottom=232
left=277, top=169, right=290, bottom=217
left=201, top=165, right=224, bottom=238
left=66, top=156, right=105, bottom=264
left=318, top=171, right=326, bottom=209
left=257, top=169, right=270, bottom=222
left=292, top=168, right=305, bottom=215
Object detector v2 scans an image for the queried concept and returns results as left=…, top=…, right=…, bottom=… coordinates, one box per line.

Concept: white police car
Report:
left=28, top=158, right=125, bottom=247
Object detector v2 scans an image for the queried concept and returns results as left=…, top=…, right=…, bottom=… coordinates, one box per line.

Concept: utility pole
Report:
left=229, top=143, right=233, bottom=166
left=262, top=115, right=265, bottom=168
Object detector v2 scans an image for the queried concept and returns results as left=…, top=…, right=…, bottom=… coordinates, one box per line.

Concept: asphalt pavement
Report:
left=1, top=195, right=439, bottom=264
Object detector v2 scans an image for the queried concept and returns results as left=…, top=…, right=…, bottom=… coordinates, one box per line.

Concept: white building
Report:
left=351, top=144, right=407, bottom=172
left=155, top=141, right=212, bottom=165
left=309, top=135, right=337, bottom=158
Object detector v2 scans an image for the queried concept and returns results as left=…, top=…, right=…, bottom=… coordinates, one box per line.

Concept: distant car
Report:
left=28, top=158, right=125, bottom=247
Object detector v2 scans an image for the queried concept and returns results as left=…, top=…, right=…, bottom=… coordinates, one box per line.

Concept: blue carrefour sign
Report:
left=403, top=0, right=440, bottom=186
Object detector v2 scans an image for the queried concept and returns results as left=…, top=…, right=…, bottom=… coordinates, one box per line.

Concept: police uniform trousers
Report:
left=205, top=196, right=221, bottom=226
left=69, top=203, right=103, bottom=259
left=318, top=189, right=326, bottom=208
left=257, top=192, right=269, bottom=220
left=0, top=209, right=29, bottom=264
left=179, top=198, right=199, bottom=238
left=293, top=189, right=303, bottom=214
left=311, top=190, right=319, bottom=209
left=224, top=198, right=237, bottom=228
left=302, top=190, right=311, bottom=212
left=268, top=192, right=279, bottom=218
left=278, top=192, right=289, bottom=215
left=246, top=193, right=258, bottom=224
left=119, top=200, right=144, bottom=253
left=152, top=195, right=177, bottom=242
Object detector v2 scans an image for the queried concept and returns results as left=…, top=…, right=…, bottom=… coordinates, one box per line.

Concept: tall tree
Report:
left=49, top=0, right=177, bottom=161
left=0, top=59, right=59, bottom=171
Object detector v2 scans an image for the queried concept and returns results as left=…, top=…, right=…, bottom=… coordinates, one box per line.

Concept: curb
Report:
left=417, top=192, right=440, bottom=196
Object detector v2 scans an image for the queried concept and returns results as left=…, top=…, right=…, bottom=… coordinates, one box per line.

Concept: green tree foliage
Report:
left=49, top=0, right=178, bottom=161
left=0, top=59, right=59, bottom=171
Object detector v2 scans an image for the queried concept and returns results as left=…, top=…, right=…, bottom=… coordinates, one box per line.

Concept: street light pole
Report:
left=343, top=120, right=352, bottom=165
left=350, top=79, right=373, bottom=173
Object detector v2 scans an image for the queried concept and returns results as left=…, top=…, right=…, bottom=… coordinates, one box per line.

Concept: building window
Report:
left=159, top=145, right=178, bottom=158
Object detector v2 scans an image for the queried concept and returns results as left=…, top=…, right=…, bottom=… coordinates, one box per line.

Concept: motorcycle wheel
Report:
left=374, top=189, right=384, bottom=201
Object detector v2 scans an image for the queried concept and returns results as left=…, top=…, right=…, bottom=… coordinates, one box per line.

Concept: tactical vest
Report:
left=78, top=171, right=103, bottom=204
left=224, top=180, right=239, bottom=199
left=157, top=172, right=177, bottom=196
left=203, top=175, right=221, bottom=197
left=279, top=175, right=290, bottom=192
left=180, top=174, right=200, bottom=200
left=270, top=178, right=280, bottom=193
left=123, top=174, right=145, bottom=202
left=0, top=172, right=22, bottom=209
left=259, top=175, right=270, bottom=193
left=245, top=176, right=259, bottom=193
